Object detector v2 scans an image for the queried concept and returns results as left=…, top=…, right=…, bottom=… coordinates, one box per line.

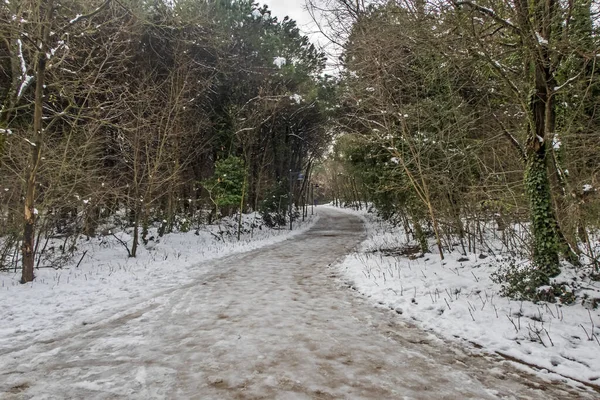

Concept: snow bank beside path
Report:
left=331, top=206, right=600, bottom=387
left=0, top=214, right=318, bottom=352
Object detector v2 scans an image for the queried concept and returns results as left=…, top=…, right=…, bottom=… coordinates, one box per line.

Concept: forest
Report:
left=1, top=0, right=330, bottom=283
left=1, top=0, right=599, bottom=301
left=316, top=0, right=600, bottom=300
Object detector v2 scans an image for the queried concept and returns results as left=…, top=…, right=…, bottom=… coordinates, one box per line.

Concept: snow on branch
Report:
left=17, top=39, right=27, bottom=76
left=47, top=40, right=67, bottom=58
left=535, top=32, right=548, bottom=46
left=69, top=14, right=83, bottom=25
left=16, top=38, right=34, bottom=100
left=23, top=138, right=37, bottom=147
left=60, top=0, right=112, bottom=33
left=453, top=1, right=520, bottom=34
left=554, top=72, right=583, bottom=93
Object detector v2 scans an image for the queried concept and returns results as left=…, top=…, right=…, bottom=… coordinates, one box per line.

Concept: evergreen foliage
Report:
left=316, top=0, right=600, bottom=296
left=0, top=0, right=328, bottom=278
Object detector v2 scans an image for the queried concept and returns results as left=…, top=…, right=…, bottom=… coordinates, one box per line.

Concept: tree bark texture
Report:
left=22, top=1, right=52, bottom=283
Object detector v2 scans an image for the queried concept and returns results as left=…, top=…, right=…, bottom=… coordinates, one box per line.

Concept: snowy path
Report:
left=0, top=209, right=595, bottom=399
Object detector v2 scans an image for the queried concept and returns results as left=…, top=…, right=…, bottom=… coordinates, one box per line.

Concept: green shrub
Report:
left=492, top=260, right=575, bottom=303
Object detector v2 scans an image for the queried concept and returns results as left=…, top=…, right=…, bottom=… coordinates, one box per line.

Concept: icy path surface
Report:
left=0, top=209, right=595, bottom=399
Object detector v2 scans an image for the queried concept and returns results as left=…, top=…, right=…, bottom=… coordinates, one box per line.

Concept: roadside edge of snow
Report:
left=327, top=205, right=600, bottom=392
left=0, top=214, right=320, bottom=352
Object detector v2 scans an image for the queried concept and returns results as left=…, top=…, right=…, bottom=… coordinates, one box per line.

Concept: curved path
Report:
left=0, top=209, right=595, bottom=399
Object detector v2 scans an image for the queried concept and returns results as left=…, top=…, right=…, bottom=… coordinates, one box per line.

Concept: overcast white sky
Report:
left=261, top=0, right=331, bottom=50
left=261, top=0, right=313, bottom=33
left=261, top=0, right=339, bottom=71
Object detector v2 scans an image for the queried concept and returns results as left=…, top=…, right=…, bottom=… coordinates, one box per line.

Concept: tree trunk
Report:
left=131, top=205, right=140, bottom=258
left=522, top=0, right=564, bottom=281
left=21, top=2, right=51, bottom=283
left=524, top=150, right=560, bottom=278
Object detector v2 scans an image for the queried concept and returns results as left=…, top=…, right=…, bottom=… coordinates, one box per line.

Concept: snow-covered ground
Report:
left=333, top=206, right=600, bottom=388
left=0, top=213, right=318, bottom=353
left=2, top=208, right=595, bottom=399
